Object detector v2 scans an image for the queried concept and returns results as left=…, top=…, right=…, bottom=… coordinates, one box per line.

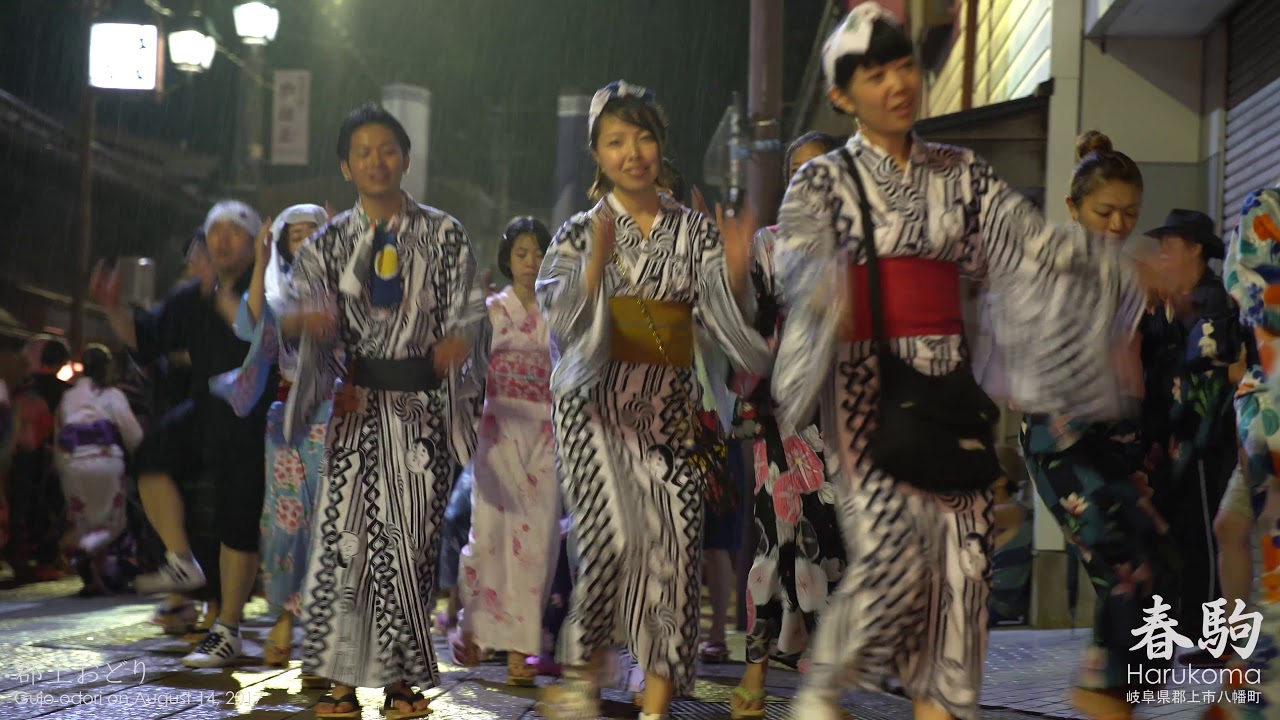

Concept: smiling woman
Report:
left=535, top=80, right=769, bottom=720
left=771, top=4, right=1159, bottom=720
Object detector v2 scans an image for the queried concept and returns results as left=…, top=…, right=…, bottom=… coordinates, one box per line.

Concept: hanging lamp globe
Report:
left=233, top=1, right=279, bottom=45
left=167, top=11, right=218, bottom=73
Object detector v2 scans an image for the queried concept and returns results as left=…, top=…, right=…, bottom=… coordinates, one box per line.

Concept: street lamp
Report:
left=233, top=1, right=279, bottom=45
left=231, top=1, right=278, bottom=197
left=168, top=10, right=218, bottom=74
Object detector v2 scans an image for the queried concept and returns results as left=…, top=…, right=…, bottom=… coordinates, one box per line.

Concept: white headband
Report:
left=203, top=199, right=262, bottom=239
left=588, top=80, right=656, bottom=136
left=822, top=2, right=900, bottom=90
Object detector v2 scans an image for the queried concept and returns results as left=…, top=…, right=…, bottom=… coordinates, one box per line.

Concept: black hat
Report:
left=1145, top=209, right=1224, bottom=260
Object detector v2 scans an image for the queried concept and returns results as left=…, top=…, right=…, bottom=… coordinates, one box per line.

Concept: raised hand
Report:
left=590, top=204, right=617, bottom=261
left=690, top=186, right=711, bottom=218
left=716, top=200, right=758, bottom=299
left=254, top=216, right=274, bottom=269
left=89, top=260, right=121, bottom=308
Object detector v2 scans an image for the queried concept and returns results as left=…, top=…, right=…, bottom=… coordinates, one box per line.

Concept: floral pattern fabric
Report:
left=458, top=288, right=561, bottom=656
left=735, top=225, right=846, bottom=668
left=1021, top=416, right=1177, bottom=690
left=1207, top=188, right=1280, bottom=719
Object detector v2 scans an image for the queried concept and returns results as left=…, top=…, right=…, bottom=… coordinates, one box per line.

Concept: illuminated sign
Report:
left=89, top=23, right=161, bottom=91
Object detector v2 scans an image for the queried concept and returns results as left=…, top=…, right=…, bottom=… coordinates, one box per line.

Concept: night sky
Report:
left=1, top=0, right=827, bottom=204
left=0, top=0, right=825, bottom=289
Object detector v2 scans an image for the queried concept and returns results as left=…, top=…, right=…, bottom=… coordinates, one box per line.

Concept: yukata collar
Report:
left=847, top=130, right=929, bottom=172
left=601, top=190, right=682, bottom=219
left=338, top=191, right=418, bottom=299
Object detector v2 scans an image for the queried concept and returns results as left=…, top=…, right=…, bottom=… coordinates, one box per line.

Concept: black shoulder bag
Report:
left=838, top=148, right=1003, bottom=494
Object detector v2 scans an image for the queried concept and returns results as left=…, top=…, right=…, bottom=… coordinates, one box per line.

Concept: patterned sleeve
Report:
left=1226, top=189, right=1280, bottom=335
left=970, top=155, right=1147, bottom=420
left=439, top=215, right=488, bottom=469
left=208, top=295, right=280, bottom=418
left=771, top=156, right=847, bottom=431
left=535, top=214, right=611, bottom=392
left=283, top=234, right=342, bottom=443
left=692, top=213, right=770, bottom=377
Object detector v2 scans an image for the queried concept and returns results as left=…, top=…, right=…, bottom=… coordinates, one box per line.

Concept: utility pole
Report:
left=732, top=0, right=784, bottom=634
left=70, top=0, right=99, bottom=356
left=747, top=0, right=784, bottom=226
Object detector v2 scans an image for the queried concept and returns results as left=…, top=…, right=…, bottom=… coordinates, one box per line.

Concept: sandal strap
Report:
left=733, top=686, right=767, bottom=702
left=319, top=692, right=358, bottom=705
left=384, top=690, right=426, bottom=708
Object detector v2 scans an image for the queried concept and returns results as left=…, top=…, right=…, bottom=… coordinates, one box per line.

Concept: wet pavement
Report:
left=0, top=579, right=1218, bottom=718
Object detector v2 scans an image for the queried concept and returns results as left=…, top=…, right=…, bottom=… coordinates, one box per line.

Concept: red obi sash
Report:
left=841, top=257, right=963, bottom=341
left=276, top=379, right=292, bottom=403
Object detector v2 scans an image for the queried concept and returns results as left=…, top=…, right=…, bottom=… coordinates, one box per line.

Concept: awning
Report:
left=1086, top=0, right=1243, bottom=38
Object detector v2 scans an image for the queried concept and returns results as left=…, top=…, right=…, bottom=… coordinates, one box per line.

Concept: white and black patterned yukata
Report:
left=772, top=133, right=1145, bottom=719
left=536, top=192, right=768, bottom=694
left=286, top=192, right=487, bottom=690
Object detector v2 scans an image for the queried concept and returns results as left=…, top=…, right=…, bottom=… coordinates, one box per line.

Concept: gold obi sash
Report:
left=608, top=297, right=694, bottom=367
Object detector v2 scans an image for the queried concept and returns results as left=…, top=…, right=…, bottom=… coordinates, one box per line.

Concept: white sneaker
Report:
left=181, top=623, right=242, bottom=668
left=135, top=551, right=205, bottom=594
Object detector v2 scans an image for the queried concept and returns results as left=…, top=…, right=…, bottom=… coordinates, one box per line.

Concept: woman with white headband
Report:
left=535, top=80, right=768, bottom=720
left=211, top=202, right=331, bottom=682
left=771, top=5, right=1162, bottom=720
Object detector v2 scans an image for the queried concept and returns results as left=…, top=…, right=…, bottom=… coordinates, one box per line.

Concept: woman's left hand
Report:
left=716, top=201, right=757, bottom=300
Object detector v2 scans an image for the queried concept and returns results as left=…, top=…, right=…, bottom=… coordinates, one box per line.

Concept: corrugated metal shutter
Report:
left=1223, top=0, right=1280, bottom=232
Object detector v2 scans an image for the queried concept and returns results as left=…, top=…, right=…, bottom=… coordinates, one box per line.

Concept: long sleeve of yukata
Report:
left=536, top=213, right=613, bottom=393
left=771, top=163, right=847, bottom=431
left=771, top=148, right=1146, bottom=431
left=208, top=295, right=280, bottom=419
left=440, top=221, right=489, bottom=469
left=282, top=238, right=344, bottom=444
left=1227, top=188, right=1280, bottom=347
left=968, top=157, right=1148, bottom=420
left=692, top=214, right=770, bottom=378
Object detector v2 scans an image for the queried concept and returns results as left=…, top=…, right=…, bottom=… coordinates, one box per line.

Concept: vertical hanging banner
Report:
left=382, top=84, right=432, bottom=201
left=271, top=69, right=311, bottom=166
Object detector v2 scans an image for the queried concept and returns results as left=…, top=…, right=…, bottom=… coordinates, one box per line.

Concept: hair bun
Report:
left=1075, top=130, right=1114, bottom=161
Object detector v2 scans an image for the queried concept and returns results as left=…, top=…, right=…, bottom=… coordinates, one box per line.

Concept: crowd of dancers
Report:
left=9, top=3, right=1280, bottom=719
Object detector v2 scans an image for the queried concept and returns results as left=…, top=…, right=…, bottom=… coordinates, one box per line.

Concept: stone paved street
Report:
left=0, top=579, right=1221, bottom=719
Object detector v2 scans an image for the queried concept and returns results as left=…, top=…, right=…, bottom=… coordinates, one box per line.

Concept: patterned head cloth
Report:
left=263, top=203, right=328, bottom=317
left=588, top=80, right=657, bottom=136
left=203, top=199, right=263, bottom=239
left=822, top=1, right=900, bottom=90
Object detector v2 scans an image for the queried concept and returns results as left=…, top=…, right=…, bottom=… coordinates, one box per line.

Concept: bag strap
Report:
left=837, top=148, right=884, bottom=348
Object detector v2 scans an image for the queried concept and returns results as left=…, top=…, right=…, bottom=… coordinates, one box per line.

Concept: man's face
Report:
left=205, top=221, right=254, bottom=275
left=341, top=123, right=409, bottom=201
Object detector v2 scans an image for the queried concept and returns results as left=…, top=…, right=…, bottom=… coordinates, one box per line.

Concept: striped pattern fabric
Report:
left=771, top=133, right=1145, bottom=720
left=537, top=192, right=768, bottom=694
left=289, top=194, right=488, bottom=690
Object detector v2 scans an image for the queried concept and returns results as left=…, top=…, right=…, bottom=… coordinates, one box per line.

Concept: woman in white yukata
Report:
left=535, top=80, right=769, bottom=720
left=54, top=345, right=143, bottom=595
left=451, top=215, right=560, bottom=687
left=772, top=6, right=1155, bottom=720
